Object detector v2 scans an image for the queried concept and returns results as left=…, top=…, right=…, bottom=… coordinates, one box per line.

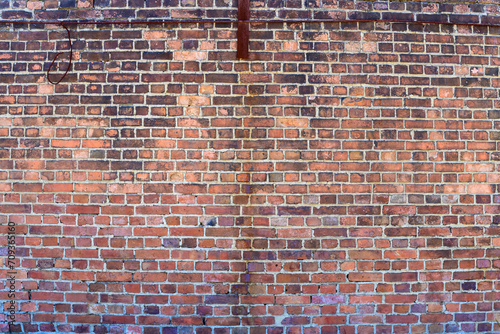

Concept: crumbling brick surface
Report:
left=1, top=0, right=500, bottom=333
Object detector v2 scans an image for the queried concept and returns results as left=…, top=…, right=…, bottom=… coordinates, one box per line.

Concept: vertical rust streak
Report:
left=237, top=0, right=249, bottom=59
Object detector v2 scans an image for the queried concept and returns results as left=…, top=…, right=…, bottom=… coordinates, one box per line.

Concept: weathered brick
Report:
left=1, top=2, right=499, bottom=331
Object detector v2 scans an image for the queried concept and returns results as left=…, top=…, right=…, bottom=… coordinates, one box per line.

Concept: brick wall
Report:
left=1, top=0, right=500, bottom=333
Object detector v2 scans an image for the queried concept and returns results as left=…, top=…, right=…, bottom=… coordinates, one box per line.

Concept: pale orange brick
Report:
left=466, top=163, right=495, bottom=172
left=467, top=184, right=495, bottom=194
left=455, top=66, right=468, bottom=75
left=277, top=118, right=308, bottom=128
left=77, top=0, right=92, bottom=7
left=174, top=51, right=207, bottom=61
left=443, top=184, right=466, bottom=193
left=179, top=95, right=210, bottom=106
left=89, top=304, right=105, bottom=314
left=38, top=84, right=54, bottom=94
left=144, top=31, right=167, bottom=39
left=185, top=107, right=200, bottom=116
left=199, top=85, right=214, bottom=94
left=27, top=0, right=43, bottom=8
left=109, top=184, right=142, bottom=194
left=345, top=42, right=361, bottom=52
left=439, top=88, right=453, bottom=98
left=362, top=42, right=377, bottom=52
left=283, top=41, right=298, bottom=51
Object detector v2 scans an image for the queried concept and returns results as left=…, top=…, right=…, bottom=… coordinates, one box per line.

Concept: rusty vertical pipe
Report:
left=237, top=0, right=249, bottom=59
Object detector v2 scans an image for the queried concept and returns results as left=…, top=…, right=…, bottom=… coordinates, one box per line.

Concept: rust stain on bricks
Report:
left=237, top=62, right=257, bottom=324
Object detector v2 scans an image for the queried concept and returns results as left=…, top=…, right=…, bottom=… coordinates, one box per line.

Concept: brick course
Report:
left=1, top=0, right=500, bottom=333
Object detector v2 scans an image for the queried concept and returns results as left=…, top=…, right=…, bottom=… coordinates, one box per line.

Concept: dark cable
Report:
left=46, top=23, right=73, bottom=85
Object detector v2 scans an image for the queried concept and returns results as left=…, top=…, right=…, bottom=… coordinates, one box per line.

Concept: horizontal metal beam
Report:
left=0, top=18, right=498, bottom=27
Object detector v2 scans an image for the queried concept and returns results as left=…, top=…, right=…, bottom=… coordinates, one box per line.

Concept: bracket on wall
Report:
left=236, top=0, right=249, bottom=59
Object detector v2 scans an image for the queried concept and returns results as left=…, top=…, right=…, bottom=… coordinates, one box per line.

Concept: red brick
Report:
left=3, top=9, right=500, bottom=332
left=96, top=272, right=132, bottom=282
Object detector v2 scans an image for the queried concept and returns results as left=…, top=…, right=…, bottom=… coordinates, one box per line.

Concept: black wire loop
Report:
left=47, top=23, right=73, bottom=85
